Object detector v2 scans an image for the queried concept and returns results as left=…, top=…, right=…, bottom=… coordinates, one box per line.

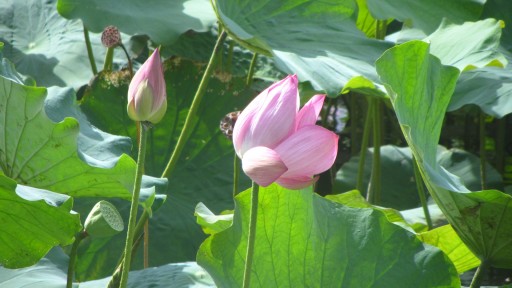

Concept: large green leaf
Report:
left=57, top=0, right=216, bottom=46
left=75, top=58, right=256, bottom=280
left=197, top=184, right=459, bottom=287
left=213, top=0, right=504, bottom=98
left=0, top=0, right=126, bottom=88
left=366, top=0, right=484, bottom=34
left=376, top=40, right=512, bottom=268
left=0, top=175, right=81, bottom=268
left=425, top=19, right=506, bottom=71
left=213, top=0, right=393, bottom=96
left=0, top=73, right=138, bottom=199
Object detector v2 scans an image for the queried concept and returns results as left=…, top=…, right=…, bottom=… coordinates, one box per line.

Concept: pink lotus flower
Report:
left=233, top=75, right=338, bottom=189
left=127, top=48, right=167, bottom=124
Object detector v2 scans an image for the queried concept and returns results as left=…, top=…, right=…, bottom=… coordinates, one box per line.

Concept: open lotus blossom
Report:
left=233, top=75, right=338, bottom=189
left=127, top=48, right=167, bottom=124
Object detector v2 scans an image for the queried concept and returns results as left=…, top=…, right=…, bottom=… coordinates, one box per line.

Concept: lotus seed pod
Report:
left=220, top=111, right=241, bottom=140
left=84, top=200, right=124, bottom=238
left=101, top=26, right=122, bottom=48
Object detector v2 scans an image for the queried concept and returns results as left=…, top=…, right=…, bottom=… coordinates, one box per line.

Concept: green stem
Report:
left=108, top=211, right=150, bottom=288
left=103, top=47, right=115, bottom=71
left=479, top=111, right=487, bottom=190
left=350, top=93, right=359, bottom=156
left=83, top=25, right=98, bottom=75
left=242, top=182, right=259, bottom=288
left=227, top=40, right=234, bottom=73
left=412, top=156, right=433, bottom=230
left=119, top=43, right=134, bottom=78
left=367, top=99, right=382, bottom=204
left=161, top=31, right=228, bottom=178
left=119, top=123, right=149, bottom=288
left=66, top=231, right=88, bottom=288
left=496, top=117, right=505, bottom=174
left=143, top=220, right=149, bottom=268
left=376, top=20, right=388, bottom=40
left=357, top=97, right=374, bottom=192
left=233, top=152, right=240, bottom=198
left=246, top=53, right=258, bottom=87
left=470, top=260, right=489, bottom=288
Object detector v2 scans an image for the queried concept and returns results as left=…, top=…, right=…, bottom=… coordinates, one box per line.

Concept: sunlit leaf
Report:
left=0, top=175, right=81, bottom=268
left=419, top=225, right=481, bottom=274
left=195, top=202, right=233, bottom=235
left=198, top=184, right=460, bottom=287
left=213, top=0, right=392, bottom=96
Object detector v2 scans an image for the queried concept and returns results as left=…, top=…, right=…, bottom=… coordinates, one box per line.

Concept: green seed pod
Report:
left=84, top=201, right=124, bottom=238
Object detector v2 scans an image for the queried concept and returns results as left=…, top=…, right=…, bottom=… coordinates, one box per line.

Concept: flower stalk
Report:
left=119, top=122, right=150, bottom=288
left=66, top=230, right=88, bottom=288
left=246, top=53, right=258, bottom=86
left=470, top=259, right=489, bottom=288
left=367, top=99, right=382, bottom=204
left=83, top=25, right=97, bottom=75
left=412, top=156, right=433, bottom=230
left=357, top=97, right=374, bottom=192
left=242, top=182, right=259, bottom=288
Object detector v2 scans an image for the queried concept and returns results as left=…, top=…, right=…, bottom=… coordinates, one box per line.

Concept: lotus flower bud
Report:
left=127, top=48, right=167, bottom=124
left=84, top=201, right=124, bottom=238
left=232, top=75, right=338, bottom=189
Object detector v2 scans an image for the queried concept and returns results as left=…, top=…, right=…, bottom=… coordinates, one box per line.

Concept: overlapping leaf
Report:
left=0, top=175, right=81, bottom=268
left=0, top=248, right=215, bottom=287
left=57, top=0, right=216, bottom=46
left=198, top=184, right=459, bottom=287
left=214, top=0, right=506, bottom=100
left=419, top=225, right=480, bottom=274
left=449, top=65, right=512, bottom=118
left=367, top=0, right=484, bottom=34
left=213, top=0, right=392, bottom=96
left=0, top=0, right=127, bottom=88
left=0, top=74, right=137, bottom=198
left=376, top=40, right=512, bottom=267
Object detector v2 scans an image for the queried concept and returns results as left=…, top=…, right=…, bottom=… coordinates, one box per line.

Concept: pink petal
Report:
left=146, top=49, right=166, bottom=110
left=241, top=147, right=288, bottom=187
left=296, top=94, right=325, bottom=129
left=233, top=75, right=299, bottom=157
left=276, top=175, right=319, bottom=190
left=128, top=49, right=166, bottom=108
left=275, top=125, right=338, bottom=178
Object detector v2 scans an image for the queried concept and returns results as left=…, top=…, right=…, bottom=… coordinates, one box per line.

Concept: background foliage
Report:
left=0, top=0, right=511, bottom=286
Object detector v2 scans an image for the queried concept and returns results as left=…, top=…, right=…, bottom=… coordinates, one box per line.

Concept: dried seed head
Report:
left=220, top=111, right=241, bottom=140
left=101, top=26, right=122, bottom=48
